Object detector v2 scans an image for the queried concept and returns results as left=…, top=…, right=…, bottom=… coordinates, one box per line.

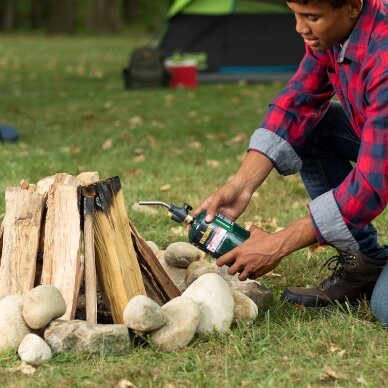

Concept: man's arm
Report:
left=217, top=215, right=317, bottom=281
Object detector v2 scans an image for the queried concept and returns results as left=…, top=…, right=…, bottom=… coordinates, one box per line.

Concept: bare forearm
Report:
left=275, top=215, right=317, bottom=258
left=233, top=151, right=273, bottom=194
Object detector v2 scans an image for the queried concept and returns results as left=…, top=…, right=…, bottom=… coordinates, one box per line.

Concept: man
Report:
left=196, top=0, right=388, bottom=325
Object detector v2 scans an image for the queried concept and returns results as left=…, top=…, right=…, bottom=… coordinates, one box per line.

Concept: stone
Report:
left=182, top=273, right=234, bottom=335
left=231, top=280, right=273, bottom=311
left=0, top=294, right=31, bottom=352
left=232, top=290, right=258, bottom=324
left=23, top=285, right=67, bottom=329
left=123, top=295, right=167, bottom=333
left=159, top=258, right=187, bottom=292
left=44, top=320, right=131, bottom=356
left=150, top=296, right=200, bottom=351
left=185, top=261, right=218, bottom=287
left=18, top=334, right=52, bottom=365
left=164, top=242, right=202, bottom=268
left=146, top=241, right=160, bottom=256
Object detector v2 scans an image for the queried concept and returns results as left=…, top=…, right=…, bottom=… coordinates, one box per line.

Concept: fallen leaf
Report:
left=160, top=184, right=171, bottom=192
left=170, top=226, right=186, bottom=236
left=103, top=101, right=113, bottom=109
left=8, top=362, right=36, bottom=375
left=264, top=271, right=282, bottom=278
left=206, top=160, right=220, bottom=168
left=188, top=140, right=202, bottom=149
left=132, top=154, right=145, bottom=163
left=187, top=110, right=198, bottom=118
left=115, top=379, right=138, bottom=388
left=356, top=376, right=367, bottom=385
left=320, top=367, right=342, bottom=381
left=102, top=138, right=113, bottom=150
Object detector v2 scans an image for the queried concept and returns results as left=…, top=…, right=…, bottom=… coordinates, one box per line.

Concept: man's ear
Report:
left=348, top=0, right=363, bottom=19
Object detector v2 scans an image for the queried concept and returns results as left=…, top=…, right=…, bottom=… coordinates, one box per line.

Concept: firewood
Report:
left=41, top=183, right=81, bottom=320
left=0, top=187, right=45, bottom=298
left=82, top=194, right=97, bottom=324
left=77, top=171, right=100, bottom=186
left=37, top=173, right=79, bottom=196
left=84, top=176, right=146, bottom=324
left=128, top=218, right=181, bottom=305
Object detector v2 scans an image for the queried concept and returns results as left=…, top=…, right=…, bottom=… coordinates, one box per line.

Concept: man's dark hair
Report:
left=286, top=0, right=350, bottom=8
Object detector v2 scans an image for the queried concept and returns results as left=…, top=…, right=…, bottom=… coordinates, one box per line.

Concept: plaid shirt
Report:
left=249, top=0, right=388, bottom=251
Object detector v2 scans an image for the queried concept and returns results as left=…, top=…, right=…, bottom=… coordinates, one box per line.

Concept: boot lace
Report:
left=319, top=252, right=356, bottom=289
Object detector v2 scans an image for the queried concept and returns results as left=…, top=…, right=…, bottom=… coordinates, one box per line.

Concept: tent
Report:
left=157, top=0, right=305, bottom=82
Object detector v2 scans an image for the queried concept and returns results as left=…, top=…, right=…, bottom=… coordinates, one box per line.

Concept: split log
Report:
left=41, top=183, right=81, bottom=320
left=0, top=187, right=45, bottom=298
left=77, top=171, right=100, bottom=186
left=128, top=219, right=181, bottom=305
left=84, top=176, right=146, bottom=324
left=82, top=193, right=97, bottom=324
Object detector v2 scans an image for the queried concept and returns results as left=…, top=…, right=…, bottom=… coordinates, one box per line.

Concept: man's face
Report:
left=287, top=1, right=361, bottom=51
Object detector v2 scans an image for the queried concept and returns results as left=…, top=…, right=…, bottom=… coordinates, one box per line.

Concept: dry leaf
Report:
left=187, top=110, right=198, bottom=118
left=132, top=155, right=145, bottom=163
left=8, top=362, right=36, bottom=375
left=188, top=140, right=202, bottom=149
left=129, top=116, right=143, bottom=128
left=160, top=184, right=171, bottom=192
left=264, top=271, right=282, bottom=278
left=125, top=168, right=142, bottom=178
left=206, top=160, right=220, bottom=168
left=356, top=376, right=367, bottom=385
left=102, top=138, right=113, bottom=150
left=320, top=367, right=342, bottom=381
left=115, top=379, right=138, bottom=388
left=103, top=101, right=113, bottom=109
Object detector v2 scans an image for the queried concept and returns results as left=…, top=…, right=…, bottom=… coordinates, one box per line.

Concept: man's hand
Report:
left=194, top=151, right=274, bottom=222
left=216, top=225, right=283, bottom=281
left=216, top=216, right=318, bottom=281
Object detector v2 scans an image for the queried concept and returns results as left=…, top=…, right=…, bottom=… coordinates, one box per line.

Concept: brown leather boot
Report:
left=281, top=252, right=387, bottom=307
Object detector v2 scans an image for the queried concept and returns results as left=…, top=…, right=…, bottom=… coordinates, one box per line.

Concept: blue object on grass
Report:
left=0, top=125, right=20, bottom=142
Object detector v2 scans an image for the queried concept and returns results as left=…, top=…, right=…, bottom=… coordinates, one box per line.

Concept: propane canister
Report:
left=138, top=201, right=250, bottom=258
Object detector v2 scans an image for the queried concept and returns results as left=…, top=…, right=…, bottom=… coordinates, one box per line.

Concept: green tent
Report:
left=167, top=0, right=290, bottom=18
left=159, top=0, right=305, bottom=81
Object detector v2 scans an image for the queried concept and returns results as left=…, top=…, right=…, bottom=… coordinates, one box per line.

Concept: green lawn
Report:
left=0, top=35, right=387, bottom=387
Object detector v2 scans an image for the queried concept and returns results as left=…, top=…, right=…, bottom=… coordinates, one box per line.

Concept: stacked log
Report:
left=0, top=173, right=180, bottom=324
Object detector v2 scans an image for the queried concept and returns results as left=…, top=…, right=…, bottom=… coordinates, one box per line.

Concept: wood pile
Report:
left=0, top=172, right=180, bottom=324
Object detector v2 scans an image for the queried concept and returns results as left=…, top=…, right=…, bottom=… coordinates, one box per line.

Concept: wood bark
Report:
left=128, top=218, right=181, bottom=305
left=0, top=187, right=45, bottom=298
left=84, top=176, right=146, bottom=324
left=41, top=183, right=81, bottom=320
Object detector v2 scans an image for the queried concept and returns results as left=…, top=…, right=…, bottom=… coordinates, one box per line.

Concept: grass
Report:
left=0, top=35, right=387, bottom=387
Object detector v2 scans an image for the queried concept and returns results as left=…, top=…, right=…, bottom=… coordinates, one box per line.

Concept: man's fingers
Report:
left=216, top=250, right=237, bottom=267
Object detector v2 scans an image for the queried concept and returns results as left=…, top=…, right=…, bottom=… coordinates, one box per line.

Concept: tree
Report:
left=89, top=0, right=121, bottom=33
left=47, top=0, right=76, bottom=34
left=2, top=0, right=18, bottom=32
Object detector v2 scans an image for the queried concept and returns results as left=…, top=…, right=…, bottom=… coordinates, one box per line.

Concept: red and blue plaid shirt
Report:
left=249, top=0, right=388, bottom=250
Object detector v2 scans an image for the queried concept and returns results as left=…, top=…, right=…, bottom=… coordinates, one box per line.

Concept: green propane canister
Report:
left=138, top=201, right=250, bottom=258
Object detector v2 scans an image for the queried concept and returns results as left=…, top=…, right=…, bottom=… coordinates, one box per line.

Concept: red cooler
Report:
left=165, top=60, right=198, bottom=88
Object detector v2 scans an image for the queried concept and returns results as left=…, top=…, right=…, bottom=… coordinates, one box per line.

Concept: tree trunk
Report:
left=2, top=0, right=18, bottom=32
left=47, top=0, right=76, bottom=35
left=122, top=0, right=139, bottom=23
left=89, top=0, right=121, bottom=33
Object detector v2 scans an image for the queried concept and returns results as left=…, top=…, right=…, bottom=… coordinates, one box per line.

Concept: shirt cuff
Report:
left=248, top=128, right=302, bottom=175
left=309, top=190, right=359, bottom=252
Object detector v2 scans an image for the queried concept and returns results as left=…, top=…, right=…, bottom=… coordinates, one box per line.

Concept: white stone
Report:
left=150, top=296, right=200, bottom=351
left=182, top=273, right=234, bottom=334
left=0, top=294, right=31, bottom=351
left=232, top=290, right=258, bottom=324
left=159, top=258, right=187, bottom=292
left=18, top=333, right=52, bottom=365
left=185, top=261, right=218, bottom=287
left=123, top=295, right=167, bottom=333
left=23, top=285, right=67, bottom=329
left=164, top=242, right=202, bottom=268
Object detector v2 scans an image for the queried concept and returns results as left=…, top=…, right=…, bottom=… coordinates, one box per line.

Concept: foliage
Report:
left=0, top=35, right=387, bottom=387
